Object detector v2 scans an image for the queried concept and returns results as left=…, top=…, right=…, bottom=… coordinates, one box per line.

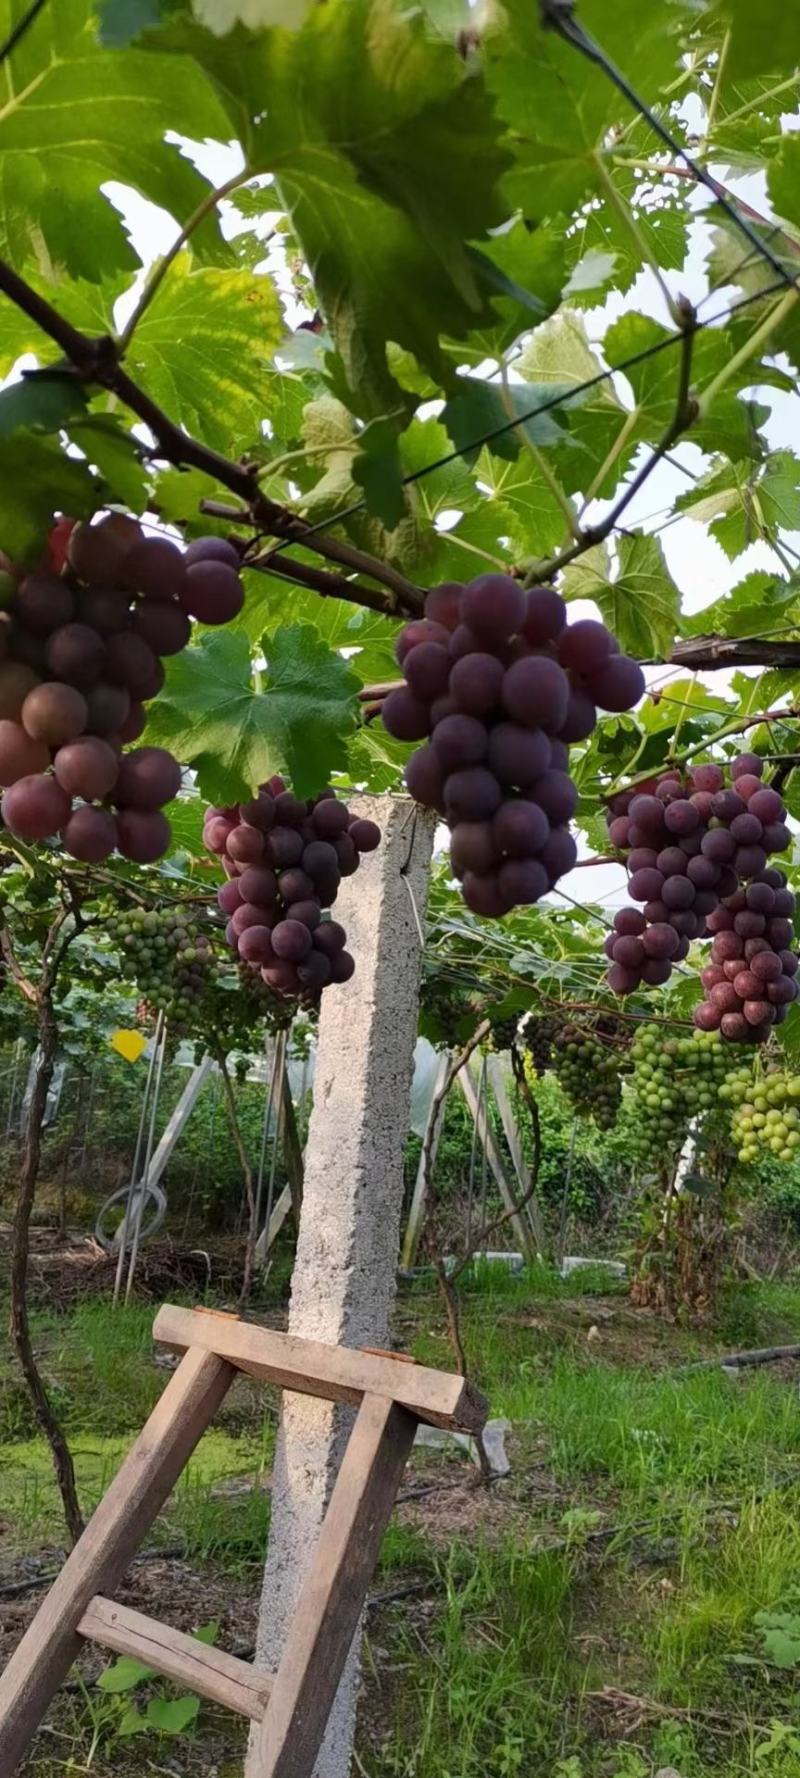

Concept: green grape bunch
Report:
left=624, top=1024, right=736, bottom=1167
left=723, top=1066, right=800, bottom=1164
left=551, top=1020, right=628, bottom=1130
left=109, top=903, right=219, bottom=1032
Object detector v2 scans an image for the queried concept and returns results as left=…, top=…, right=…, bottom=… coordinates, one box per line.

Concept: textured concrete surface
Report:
left=247, top=795, right=435, bottom=1778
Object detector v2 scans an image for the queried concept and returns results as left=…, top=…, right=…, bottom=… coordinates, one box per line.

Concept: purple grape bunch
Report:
left=382, top=573, right=645, bottom=917
left=0, top=516, right=246, bottom=865
left=203, top=776, right=380, bottom=1003
left=604, top=753, right=798, bottom=1039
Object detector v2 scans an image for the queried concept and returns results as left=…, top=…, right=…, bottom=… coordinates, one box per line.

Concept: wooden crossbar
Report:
left=78, top=1596, right=272, bottom=1720
left=154, top=1303, right=486, bottom=1431
left=0, top=1308, right=488, bottom=1778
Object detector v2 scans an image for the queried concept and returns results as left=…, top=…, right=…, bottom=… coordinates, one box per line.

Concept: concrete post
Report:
left=247, top=795, right=435, bottom=1778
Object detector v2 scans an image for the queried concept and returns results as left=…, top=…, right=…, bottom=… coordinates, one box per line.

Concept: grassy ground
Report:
left=2, top=1270, right=800, bottom=1777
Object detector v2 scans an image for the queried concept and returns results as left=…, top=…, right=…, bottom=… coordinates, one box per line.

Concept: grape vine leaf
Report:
left=98, top=0, right=161, bottom=42
left=0, top=433, right=97, bottom=560
left=236, top=570, right=400, bottom=684
left=514, top=313, right=625, bottom=491
left=485, top=0, right=693, bottom=220
left=707, top=0, right=800, bottom=81
left=0, top=375, right=88, bottom=438
left=145, top=0, right=511, bottom=414
left=681, top=571, right=799, bottom=640
left=0, top=0, right=232, bottom=279
left=124, top=255, right=283, bottom=453
left=768, top=139, right=800, bottom=237
left=675, top=460, right=755, bottom=560
left=193, top=0, right=314, bottom=30
left=442, top=376, right=573, bottom=467
left=68, top=417, right=150, bottom=511
left=563, top=534, right=680, bottom=660
left=144, top=626, right=360, bottom=802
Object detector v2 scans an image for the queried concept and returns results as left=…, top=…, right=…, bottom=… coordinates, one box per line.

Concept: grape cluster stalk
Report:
left=0, top=515, right=245, bottom=864
left=604, top=754, right=798, bottom=1040
left=204, top=777, right=380, bottom=1002
left=383, top=573, right=645, bottom=916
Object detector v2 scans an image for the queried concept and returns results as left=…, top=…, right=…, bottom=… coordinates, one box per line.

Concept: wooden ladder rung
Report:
left=77, top=1596, right=272, bottom=1722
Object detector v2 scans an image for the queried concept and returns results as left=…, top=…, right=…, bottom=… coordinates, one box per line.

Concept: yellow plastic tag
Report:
left=110, top=1028, right=148, bottom=1063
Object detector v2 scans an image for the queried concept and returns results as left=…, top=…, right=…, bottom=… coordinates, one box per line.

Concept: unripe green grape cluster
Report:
left=108, top=904, right=219, bottom=1030
left=723, top=1067, right=800, bottom=1164
left=551, top=1023, right=626, bottom=1129
left=625, top=1024, right=734, bottom=1165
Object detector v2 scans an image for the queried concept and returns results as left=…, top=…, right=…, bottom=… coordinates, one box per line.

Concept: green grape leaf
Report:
left=145, top=626, right=360, bottom=802
left=563, top=534, right=680, bottom=660
left=124, top=255, right=283, bottom=453
left=442, top=375, right=573, bottom=468
left=352, top=419, right=407, bottom=530
left=516, top=312, right=625, bottom=491
left=681, top=570, right=799, bottom=640
left=148, top=0, right=510, bottom=415
left=0, top=0, right=232, bottom=279
left=486, top=0, right=693, bottom=219
left=0, top=433, right=97, bottom=560
left=98, top=0, right=161, bottom=43
left=235, top=568, right=399, bottom=683
left=756, top=451, right=800, bottom=534
left=708, top=0, right=800, bottom=81
left=69, top=417, right=150, bottom=510
left=0, top=374, right=88, bottom=438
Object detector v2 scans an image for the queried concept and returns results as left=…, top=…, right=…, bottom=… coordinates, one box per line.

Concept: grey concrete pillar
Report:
left=247, top=794, right=435, bottom=1778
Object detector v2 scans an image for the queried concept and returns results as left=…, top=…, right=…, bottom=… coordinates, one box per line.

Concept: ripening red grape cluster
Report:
left=0, top=514, right=244, bottom=864
left=382, top=573, right=645, bottom=917
left=604, top=754, right=798, bottom=1041
left=203, top=777, right=380, bottom=1002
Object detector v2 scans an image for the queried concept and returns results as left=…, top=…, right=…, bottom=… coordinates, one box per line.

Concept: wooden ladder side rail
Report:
left=77, top=1597, right=272, bottom=1722
left=254, top=1393, right=418, bottom=1778
left=153, top=1304, right=487, bottom=1432
left=0, top=1348, right=234, bottom=1777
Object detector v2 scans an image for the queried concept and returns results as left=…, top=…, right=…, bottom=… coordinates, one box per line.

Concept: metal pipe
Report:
left=124, top=1016, right=168, bottom=1306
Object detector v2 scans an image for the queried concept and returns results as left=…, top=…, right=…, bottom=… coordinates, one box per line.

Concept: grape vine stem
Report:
left=0, top=257, right=422, bottom=613
left=117, top=170, right=255, bottom=351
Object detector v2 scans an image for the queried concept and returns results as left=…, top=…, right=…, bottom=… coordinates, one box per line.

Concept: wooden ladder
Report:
left=0, top=1303, right=487, bottom=1777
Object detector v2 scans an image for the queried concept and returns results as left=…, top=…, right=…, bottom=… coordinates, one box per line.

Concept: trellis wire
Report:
left=256, top=274, right=792, bottom=575
left=540, top=0, right=798, bottom=293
